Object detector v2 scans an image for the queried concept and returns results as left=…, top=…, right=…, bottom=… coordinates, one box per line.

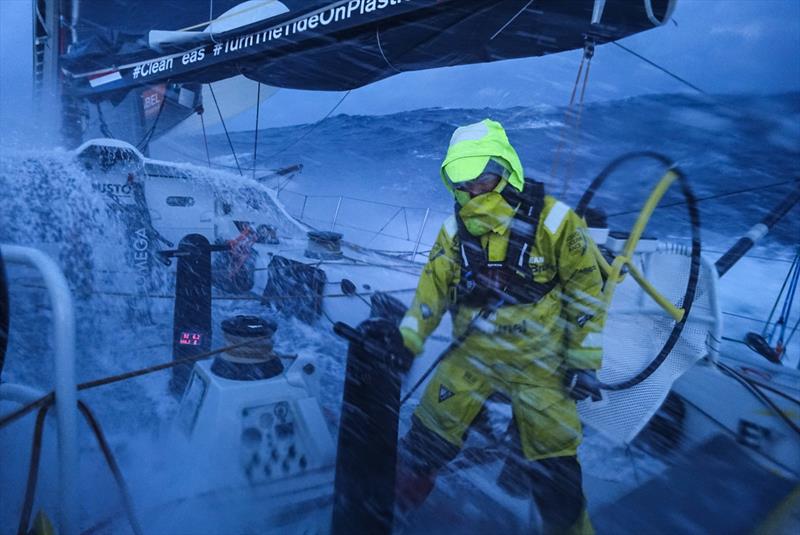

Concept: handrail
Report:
left=0, top=244, right=78, bottom=535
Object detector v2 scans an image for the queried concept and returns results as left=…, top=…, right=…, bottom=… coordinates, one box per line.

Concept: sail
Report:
left=166, top=76, right=279, bottom=138
left=62, top=0, right=676, bottom=100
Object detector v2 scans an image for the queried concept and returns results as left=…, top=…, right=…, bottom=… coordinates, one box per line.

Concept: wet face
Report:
left=455, top=172, right=501, bottom=197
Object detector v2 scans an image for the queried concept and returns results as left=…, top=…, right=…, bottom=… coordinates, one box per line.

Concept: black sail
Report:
left=62, top=0, right=675, bottom=99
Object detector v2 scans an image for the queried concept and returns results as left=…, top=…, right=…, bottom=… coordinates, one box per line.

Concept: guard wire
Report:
left=576, top=152, right=701, bottom=391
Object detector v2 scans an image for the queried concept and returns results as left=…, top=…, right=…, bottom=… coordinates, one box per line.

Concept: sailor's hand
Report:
left=564, top=369, right=602, bottom=402
left=358, top=319, right=414, bottom=373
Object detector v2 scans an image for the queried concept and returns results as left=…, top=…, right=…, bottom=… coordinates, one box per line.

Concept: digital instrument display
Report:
left=179, top=331, right=203, bottom=346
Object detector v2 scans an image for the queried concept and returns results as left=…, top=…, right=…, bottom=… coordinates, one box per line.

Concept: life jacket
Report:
left=453, top=178, right=558, bottom=308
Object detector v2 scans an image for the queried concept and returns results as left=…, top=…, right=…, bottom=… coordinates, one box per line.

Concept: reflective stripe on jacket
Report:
left=400, top=195, right=604, bottom=386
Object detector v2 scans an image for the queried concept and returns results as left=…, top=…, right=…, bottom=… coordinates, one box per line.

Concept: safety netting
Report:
left=579, top=247, right=721, bottom=442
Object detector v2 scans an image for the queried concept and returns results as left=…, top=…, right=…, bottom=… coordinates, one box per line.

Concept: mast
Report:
left=33, top=0, right=88, bottom=148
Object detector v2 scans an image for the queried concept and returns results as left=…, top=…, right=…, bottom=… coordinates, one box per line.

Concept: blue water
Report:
left=1, top=92, right=799, bottom=534
left=162, top=92, right=800, bottom=253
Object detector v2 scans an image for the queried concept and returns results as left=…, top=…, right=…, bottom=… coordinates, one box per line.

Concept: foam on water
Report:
left=1, top=92, right=798, bottom=533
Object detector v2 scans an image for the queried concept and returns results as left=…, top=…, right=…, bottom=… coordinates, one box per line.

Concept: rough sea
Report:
left=1, top=92, right=798, bottom=534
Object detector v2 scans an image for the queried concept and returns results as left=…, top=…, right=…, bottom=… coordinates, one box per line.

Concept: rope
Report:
left=765, top=249, right=800, bottom=357
left=611, top=41, right=707, bottom=95
left=762, top=253, right=798, bottom=338
left=366, top=207, right=404, bottom=246
left=400, top=304, right=500, bottom=405
left=262, top=91, right=351, bottom=160
left=77, top=401, right=144, bottom=535
left=562, top=53, right=593, bottom=196
left=550, top=49, right=586, bottom=182
left=549, top=41, right=594, bottom=197
left=199, top=108, right=212, bottom=168
left=785, top=316, right=800, bottom=348
left=135, top=88, right=169, bottom=152
left=95, top=103, right=114, bottom=138
left=717, top=361, right=800, bottom=436
left=15, top=399, right=145, bottom=535
left=0, top=336, right=269, bottom=430
left=606, top=178, right=800, bottom=218
left=253, top=83, right=261, bottom=180
left=0, top=249, right=8, bottom=379
left=209, top=83, right=243, bottom=176
left=177, top=0, right=280, bottom=31
left=17, top=405, right=48, bottom=535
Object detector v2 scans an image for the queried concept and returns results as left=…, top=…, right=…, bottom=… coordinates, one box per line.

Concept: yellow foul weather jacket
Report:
left=397, top=119, right=605, bottom=459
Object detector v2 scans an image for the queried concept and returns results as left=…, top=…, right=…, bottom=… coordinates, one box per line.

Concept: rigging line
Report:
left=135, top=87, right=169, bottom=151
left=717, top=361, right=800, bottom=435
left=679, top=393, right=800, bottom=479
left=785, top=315, right=800, bottom=347
left=730, top=371, right=800, bottom=407
left=253, top=82, right=262, bottom=180
left=263, top=90, right=352, bottom=160
left=562, top=47, right=593, bottom=197
left=367, top=207, right=404, bottom=246
left=772, top=254, right=800, bottom=346
left=199, top=109, right=212, bottom=167
left=95, top=103, right=114, bottom=138
left=606, top=178, right=800, bottom=217
left=17, top=405, right=49, bottom=535
left=723, top=310, right=778, bottom=325
left=178, top=0, right=278, bottom=31
left=491, top=0, right=535, bottom=41
left=209, top=83, right=243, bottom=176
left=762, top=254, right=797, bottom=338
left=0, top=337, right=269, bottom=430
left=611, top=41, right=707, bottom=95
left=718, top=361, right=800, bottom=434
left=78, top=401, right=144, bottom=535
left=550, top=51, right=586, bottom=181
left=376, top=25, right=402, bottom=74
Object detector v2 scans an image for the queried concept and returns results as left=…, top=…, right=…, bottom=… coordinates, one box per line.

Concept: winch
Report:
left=211, top=315, right=284, bottom=380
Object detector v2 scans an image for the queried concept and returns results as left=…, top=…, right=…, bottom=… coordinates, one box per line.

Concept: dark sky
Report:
left=1, top=0, right=799, bottom=132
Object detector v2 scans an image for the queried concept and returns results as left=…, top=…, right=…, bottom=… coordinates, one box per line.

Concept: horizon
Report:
left=1, top=0, right=799, bottom=140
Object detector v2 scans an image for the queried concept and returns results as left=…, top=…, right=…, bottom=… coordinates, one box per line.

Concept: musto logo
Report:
left=93, top=183, right=134, bottom=196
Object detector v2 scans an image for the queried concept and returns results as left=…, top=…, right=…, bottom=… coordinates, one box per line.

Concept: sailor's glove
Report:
left=564, top=369, right=602, bottom=402
left=359, top=318, right=415, bottom=373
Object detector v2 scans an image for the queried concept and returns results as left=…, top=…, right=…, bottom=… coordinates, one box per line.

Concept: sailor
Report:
left=388, top=119, right=605, bottom=534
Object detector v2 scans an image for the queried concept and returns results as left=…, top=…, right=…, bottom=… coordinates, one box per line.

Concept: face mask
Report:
left=458, top=192, right=516, bottom=237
